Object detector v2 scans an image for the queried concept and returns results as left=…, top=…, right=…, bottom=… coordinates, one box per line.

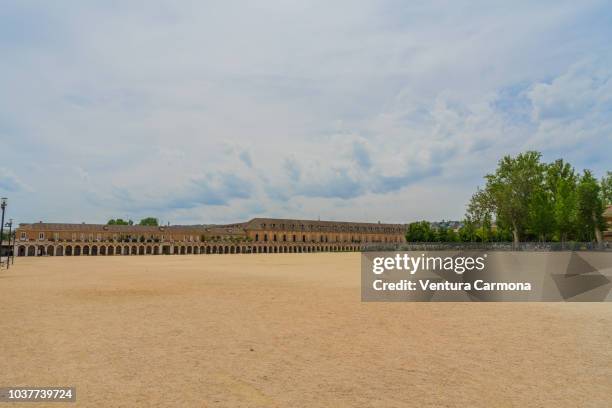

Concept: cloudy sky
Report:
left=1, top=1, right=611, bottom=225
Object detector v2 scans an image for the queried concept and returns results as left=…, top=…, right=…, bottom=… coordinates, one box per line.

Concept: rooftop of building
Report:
left=18, top=217, right=406, bottom=232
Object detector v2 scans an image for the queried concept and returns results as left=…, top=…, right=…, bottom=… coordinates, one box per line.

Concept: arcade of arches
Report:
left=15, top=217, right=407, bottom=257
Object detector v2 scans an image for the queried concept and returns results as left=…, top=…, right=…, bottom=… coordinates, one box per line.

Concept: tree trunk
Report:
left=592, top=210, right=603, bottom=244
left=512, top=220, right=520, bottom=249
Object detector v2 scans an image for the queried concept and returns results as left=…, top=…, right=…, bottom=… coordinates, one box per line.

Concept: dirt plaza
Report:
left=1, top=253, right=611, bottom=407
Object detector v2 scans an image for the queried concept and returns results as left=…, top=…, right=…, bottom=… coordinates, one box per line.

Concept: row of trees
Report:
left=468, top=152, right=610, bottom=244
left=405, top=220, right=513, bottom=243
left=406, top=152, right=610, bottom=244
left=107, top=217, right=159, bottom=226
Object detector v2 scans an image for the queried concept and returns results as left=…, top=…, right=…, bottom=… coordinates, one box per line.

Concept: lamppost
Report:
left=5, top=219, right=12, bottom=269
left=0, top=198, right=6, bottom=267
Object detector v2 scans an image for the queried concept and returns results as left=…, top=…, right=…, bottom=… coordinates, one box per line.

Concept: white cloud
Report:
left=1, top=0, right=611, bottom=224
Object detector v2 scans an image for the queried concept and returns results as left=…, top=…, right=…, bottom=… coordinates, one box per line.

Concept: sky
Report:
left=1, top=0, right=611, bottom=225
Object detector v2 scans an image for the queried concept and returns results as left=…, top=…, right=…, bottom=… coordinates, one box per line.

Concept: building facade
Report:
left=15, top=218, right=407, bottom=257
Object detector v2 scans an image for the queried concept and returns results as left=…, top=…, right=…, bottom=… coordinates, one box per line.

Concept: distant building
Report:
left=430, top=220, right=463, bottom=232
left=14, top=218, right=406, bottom=256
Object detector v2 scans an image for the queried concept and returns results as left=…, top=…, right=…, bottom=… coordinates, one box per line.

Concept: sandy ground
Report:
left=1, top=253, right=611, bottom=407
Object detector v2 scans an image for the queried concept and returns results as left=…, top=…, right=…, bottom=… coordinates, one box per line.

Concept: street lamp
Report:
left=0, top=198, right=6, bottom=268
left=5, top=219, right=12, bottom=269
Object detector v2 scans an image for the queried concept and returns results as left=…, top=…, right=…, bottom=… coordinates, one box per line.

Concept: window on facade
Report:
left=89, top=234, right=93, bottom=242
left=113, top=234, right=118, bottom=241
left=264, top=234, right=268, bottom=242
left=80, top=233, right=85, bottom=241
left=283, top=234, right=286, bottom=242
left=273, top=234, right=277, bottom=242
left=292, top=234, right=296, bottom=242
left=54, top=232, right=59, bottom=240
left=97, top=233, right=101, bottom=241
left=39, top=232, right=45, bottom=240
left=302, top=235, right=306, bottom=242
left=255, top=233, right=259, bottom=241
left=21, top=231, right=27, bottom=240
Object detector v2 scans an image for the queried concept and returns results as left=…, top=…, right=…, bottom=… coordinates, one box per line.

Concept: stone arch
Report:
left=100, top=246, right=106, bottom=255
left=206, top=246, right=211, bottom=254
left=18, top=245, right=26, bottom=257
left=115, top=246, right=121, bottom=255
left=146, top=246, right=152, bottom=255
left=82, top=245, right=90, bottom=256
left=200, top=246, right=205, bottom=254
left=91, top=246, right=98, bottom=256
left=180, top=246, right=186, bottom=255
left=108, top=246, right=114, bottom=255
left=56, top=245, right=64, bottom=256
left=236, top=246, right=241, bottom=254
left=194, top=246, right=199, bottom=254
left=154, top=246, right=160, bottom=255
left=47, top=245, right=54, bottom=256
left=123, top=246, right=129, bottom=255
left=230, top=246, right=235, bottom=254
left=66, top=245, right=73, bottom=256
left=74, top=246, right=81, bottom=256
left=139, top=246, right=145, bottom=255
left=28, top=246, right=36, bottom=256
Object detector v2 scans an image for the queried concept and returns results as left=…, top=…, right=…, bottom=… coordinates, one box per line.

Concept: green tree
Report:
left=446, top=228, right=459, bottom=242
left=576, top=170, right=605, bottom=243
left=138, top=217, right=159, bottom=226
left=107, top=218, right=133, bottom=225
left=485, top=151, right=545, bottom=245
left=553, top=176, right=577, bottom=243
left=405, top=221, right=434, bottom=242
left=601, top=171, right=612, bottom=207
left=465, top=188, right=494, bottom=242
left=527, top=188, right=555, bottom=242
left=458, top=220, right=477, bottom=242
left=435, top=225, right=449, bottom=242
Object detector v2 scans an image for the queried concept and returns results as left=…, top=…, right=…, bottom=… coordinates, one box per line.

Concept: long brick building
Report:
left=15, top=218, right=407, bottom=257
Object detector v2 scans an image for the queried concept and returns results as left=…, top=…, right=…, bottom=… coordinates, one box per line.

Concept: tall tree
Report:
left=553, top=176, right=577, bottom=243
left=465, top=188, right=494, bottom=242
left=485, top=151, right=545, bottom=245
left=601, top=171, right=612, bottom=207
left=527, top=188, right=555, bottom=242
left=576, top=170, right=605, bottom=243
